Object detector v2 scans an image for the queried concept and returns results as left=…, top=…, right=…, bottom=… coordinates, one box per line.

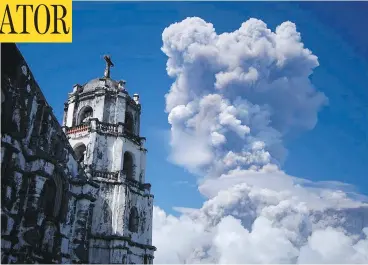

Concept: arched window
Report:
left=129, top=207, right=139, bottom=232
left=43, top=180, right=56, bottom=218
left=124, top=112, right=134, bottom=133
left=53, top=174, right=63, bottom=217
left=123, top=152, right=134, bottom=180
left=74, top=143, right=86, bottom=164
left=78, top=106, right=93, bottom=125
left=43, top=174, right=63, bottom=219
left=40, top=175, right=64, bottom=256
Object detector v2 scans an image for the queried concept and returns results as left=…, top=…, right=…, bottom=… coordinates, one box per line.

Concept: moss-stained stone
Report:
left=1, top=43, right=155, bottom=264
left=1, top=44, right=98, bottom=264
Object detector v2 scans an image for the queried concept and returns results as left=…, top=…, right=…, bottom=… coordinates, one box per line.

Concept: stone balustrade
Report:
left=91, top=168, right=119, bottom=180
left=86, top=166, right=150, bottom=193
left=96, top=121, right=119, bottom=134
left=66, top=124, right=89, bottom=134
left=64, top=119, right=146, bottom=146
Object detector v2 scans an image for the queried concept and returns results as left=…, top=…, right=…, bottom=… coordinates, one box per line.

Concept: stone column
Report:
left=115, top=93, right=126, bottom=124
left=70, top=197, right=95, bottom=263
left=110, top=241, right=127, bottom=264
left=23, top=175, right=46, bottom=228
left=41, top=220, right=57, bottom=254
left=66, top=92, right=78, bottom=127
left=94, top=88, right=106, bottom=122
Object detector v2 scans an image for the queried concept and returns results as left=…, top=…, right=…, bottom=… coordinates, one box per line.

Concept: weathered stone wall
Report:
left=1, top=43, right=156, bottom=264
left=90, top=182, right=154, bottom=242
left=1, top=43, right=98, bottom=264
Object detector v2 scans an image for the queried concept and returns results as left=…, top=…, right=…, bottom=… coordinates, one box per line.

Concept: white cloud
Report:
left=153, top=182, right=368, bottom=263
left=154, top=16, right=368, bottom=264
left=298, top=227, right=368, bottom=263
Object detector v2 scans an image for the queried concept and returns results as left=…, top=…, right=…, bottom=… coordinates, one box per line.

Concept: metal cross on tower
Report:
left=103, top=55, right=114, bottom=78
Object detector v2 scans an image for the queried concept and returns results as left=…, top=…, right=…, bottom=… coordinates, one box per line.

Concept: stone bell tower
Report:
left=62, top=56, right=155, bottom=264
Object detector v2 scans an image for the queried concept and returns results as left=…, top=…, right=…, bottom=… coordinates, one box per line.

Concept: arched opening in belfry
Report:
left=124, top=111, right=134, bottom=133
left=123, top=152, right=134, bottom=180
left=74, top=143, right=86, bottom=164
left=128, top=207, right=139, bottom=232
left=77, top=106, right=93, bottom=125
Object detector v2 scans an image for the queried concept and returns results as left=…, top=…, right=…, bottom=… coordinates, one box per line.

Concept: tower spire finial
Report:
left=103, top=55, right=114, bottom=78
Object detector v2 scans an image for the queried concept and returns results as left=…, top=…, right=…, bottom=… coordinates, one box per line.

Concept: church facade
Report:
left=1, top=43, right=156, bottom=264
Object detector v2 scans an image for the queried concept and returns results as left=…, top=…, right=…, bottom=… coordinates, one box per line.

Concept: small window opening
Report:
left=125, top=112, right=134, bottom=133
left=74, top=143, right=86, bottom=165
left=123, top=152, right=134, bottom=180
left=129, top=207, right=139, bottom=232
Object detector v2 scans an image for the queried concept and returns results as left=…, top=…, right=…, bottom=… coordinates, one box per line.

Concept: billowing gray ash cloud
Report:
left=152, top=17, right=368, bottom=264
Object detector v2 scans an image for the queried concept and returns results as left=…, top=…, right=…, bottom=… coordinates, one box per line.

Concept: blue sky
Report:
left=18, top=2, right=368, bottom=215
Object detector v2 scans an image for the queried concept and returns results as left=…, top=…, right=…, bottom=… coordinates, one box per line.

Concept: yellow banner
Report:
left=0, top=0, right=72, bottom=43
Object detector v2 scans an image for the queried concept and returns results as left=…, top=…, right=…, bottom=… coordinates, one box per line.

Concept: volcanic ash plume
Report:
left=153, top=17, right=368, bottom=264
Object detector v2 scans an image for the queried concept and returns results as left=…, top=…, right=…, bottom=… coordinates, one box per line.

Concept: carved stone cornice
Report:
left=90, top=233, right=157, bottom=251
left=84, top=166, right=152, bottom=194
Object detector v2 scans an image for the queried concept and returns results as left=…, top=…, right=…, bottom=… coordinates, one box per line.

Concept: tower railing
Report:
left=91, top=168, right=119, bottom=180
left=65, top=124, right=89, bottom=134
left=95, top=121, right=119, bottom=134
left=63, top=119, right=146, bottom=146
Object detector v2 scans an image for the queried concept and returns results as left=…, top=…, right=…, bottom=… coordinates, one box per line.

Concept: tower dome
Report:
left=73, top=55, right=127, bottom=94
left=82, top=77, right=120, bottom=93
